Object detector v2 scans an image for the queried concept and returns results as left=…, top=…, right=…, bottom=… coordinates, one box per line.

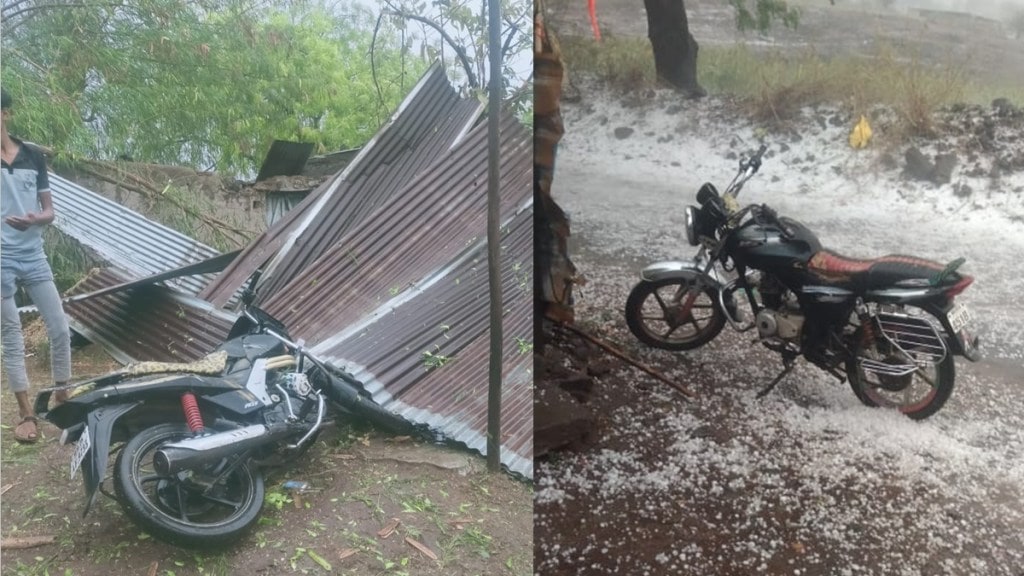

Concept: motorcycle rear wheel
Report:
left=625, top=278, right=726, bottom=351
left=846, top=312, right=956, bottom=420
left=113, top=423, right=265, bottom=548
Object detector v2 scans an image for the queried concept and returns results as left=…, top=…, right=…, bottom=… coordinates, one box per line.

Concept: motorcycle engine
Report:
left=756, top=308, right=805, bottom=343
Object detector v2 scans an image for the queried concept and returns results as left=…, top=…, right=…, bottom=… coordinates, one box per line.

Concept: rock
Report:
left=614, top=127, right=634, bottom=140
left=778, top=142, right=791, bottom=153
left=992, top=97, right=1019, bottom=117
left=903, top=146, right=935, bottom=182
left=934, top=153, right=957, bottom=184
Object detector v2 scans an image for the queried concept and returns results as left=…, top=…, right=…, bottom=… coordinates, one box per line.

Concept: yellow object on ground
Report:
left=850, top=115, right=872, bottom=149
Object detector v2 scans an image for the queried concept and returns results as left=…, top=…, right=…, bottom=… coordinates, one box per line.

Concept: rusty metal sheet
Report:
left=64, top=268, right=235, bottom=365
left=254, top=111, right=533, bottom=477
left=200, top=63, right=484, bottom=307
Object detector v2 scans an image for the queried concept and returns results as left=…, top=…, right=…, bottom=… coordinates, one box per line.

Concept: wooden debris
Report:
left=147, top=561, right=159, bottom=576
left=0, top=535, right=56, bottom=549
left=447, top=517, right=474, bottom=530
left=376, top=518, right=401, bottom=539
left=0, top=483, right=15, bottom=496
left=561, top=323, right=696, bottom=399
left=405, top=536, right=438, bottom=560
left=338, top=548, right=358, bottom=560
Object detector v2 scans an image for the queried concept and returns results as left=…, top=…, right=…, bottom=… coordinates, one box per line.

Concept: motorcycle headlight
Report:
left=684, top=205, right=699, bottom=246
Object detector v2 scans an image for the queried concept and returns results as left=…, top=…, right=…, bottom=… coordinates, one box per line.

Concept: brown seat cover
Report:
left=806, top=250, right=948, bottom=291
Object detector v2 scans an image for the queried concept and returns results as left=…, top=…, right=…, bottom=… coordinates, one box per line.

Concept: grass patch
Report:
left=559, top=34, right=1024, bottom=138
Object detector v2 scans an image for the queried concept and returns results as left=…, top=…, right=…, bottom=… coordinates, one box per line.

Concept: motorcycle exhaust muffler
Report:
left=153, top=423, right=293, bottom=475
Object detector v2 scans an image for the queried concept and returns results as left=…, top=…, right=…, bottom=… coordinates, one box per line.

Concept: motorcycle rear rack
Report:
left=859, top=311, right=947, bottom=376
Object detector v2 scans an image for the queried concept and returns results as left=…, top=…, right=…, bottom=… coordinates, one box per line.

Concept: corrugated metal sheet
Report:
left=313, top=205, right=534, bottom=478
left=48, top=173, right=222, bottom=297
left=257, top=112, right=534, bottom=477
left=63, top=268, right=236, bottom=364
left=47, top=64, right=535, bottom=477
left=199, top=63, right=484, bottom=308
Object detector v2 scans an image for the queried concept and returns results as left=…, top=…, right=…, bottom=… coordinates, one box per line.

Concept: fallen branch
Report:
left=72, top=159, right=251, bottom=247
left=0, top=535, right=56, bottom=549
left=405, top=536, right=438, bottom=560
left=559, top=323, right=697, bottom=399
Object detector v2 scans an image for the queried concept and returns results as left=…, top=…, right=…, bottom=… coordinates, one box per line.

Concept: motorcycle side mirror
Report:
left=696, top=183, right=719, bottom=206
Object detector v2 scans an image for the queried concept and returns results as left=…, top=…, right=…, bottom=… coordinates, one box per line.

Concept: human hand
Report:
left=4, top=213, right=41, bottom=231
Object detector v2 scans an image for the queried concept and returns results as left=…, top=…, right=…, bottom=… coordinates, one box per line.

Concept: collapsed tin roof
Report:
left=48, top=64, right=534, bottom=477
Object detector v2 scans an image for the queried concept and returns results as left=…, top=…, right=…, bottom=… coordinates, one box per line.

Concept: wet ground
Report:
left=533, top=86, right=1024, bottom=574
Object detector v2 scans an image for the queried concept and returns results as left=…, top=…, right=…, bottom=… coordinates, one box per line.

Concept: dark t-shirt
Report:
left=1, top=137, right=51, bottom=261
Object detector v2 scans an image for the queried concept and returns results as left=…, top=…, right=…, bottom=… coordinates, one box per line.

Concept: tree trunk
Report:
left=644, top=0, right=706, bottom=97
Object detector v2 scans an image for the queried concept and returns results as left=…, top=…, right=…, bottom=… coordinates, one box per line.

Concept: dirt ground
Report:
left=0, top=320, right=532, bottom=576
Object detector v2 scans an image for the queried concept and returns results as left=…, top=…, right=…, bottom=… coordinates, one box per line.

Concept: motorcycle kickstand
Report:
left=757, top=353, right=797, bottom=399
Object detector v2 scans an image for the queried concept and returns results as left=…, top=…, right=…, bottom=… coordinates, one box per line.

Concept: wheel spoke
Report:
left=914, top=366, right=937, bottom=387
left=175, top=484, right=191, bottom=522
left=652, top=291, right=670, bottom=314
left=191, top=491, right=242, bottom=509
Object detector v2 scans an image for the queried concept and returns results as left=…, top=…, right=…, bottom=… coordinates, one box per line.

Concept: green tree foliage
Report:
left=1, top=0, right=426, bottom=176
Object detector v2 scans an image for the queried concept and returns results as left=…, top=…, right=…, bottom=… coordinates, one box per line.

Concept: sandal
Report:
left=14, top=415, right=39, bottom=444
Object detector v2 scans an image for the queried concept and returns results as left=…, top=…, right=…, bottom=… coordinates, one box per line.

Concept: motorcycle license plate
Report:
left=948, top=303, right=972, bottom=333
left=69, top=425, right=91, bottom=480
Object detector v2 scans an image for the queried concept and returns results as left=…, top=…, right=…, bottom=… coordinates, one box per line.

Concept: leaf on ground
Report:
left=377, top=518, right=401, bottom=538
left=405, top=536, right=438, bottom=560
left=307, top=549, right=332, bottom=571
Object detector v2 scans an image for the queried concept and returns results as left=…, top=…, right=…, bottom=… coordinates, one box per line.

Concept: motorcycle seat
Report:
left=807, top=250, right=959, bottom=291
left=122, top=350, right=229, bottom=377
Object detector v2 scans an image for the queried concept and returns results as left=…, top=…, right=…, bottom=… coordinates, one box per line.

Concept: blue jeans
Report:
left=1, top=258, right=71, bottom=393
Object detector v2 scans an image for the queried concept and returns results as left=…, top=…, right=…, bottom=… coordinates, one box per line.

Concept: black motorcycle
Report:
left=625, top=145, right=980, bottom=419
left=34, top=275, right=392, bottom=547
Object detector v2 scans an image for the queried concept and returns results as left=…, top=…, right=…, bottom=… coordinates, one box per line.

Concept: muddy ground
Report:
left=0, top=323, right=532, bottom=576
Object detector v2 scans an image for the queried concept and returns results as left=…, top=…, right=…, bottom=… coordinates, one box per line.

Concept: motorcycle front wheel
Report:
left=113, top=423, right=265, bottom=548
left=846, top=309, right=956, bottom=420
left=625, top=278, right=726, bottom=351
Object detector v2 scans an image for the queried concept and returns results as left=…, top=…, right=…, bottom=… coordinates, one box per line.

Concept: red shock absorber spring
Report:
left=181, top=392, right=205, bottom=433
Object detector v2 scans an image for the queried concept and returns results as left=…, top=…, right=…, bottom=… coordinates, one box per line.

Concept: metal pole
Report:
left=485, top=0, right=503, bottom=472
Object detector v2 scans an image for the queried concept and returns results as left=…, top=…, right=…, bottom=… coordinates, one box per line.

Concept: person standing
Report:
left=1, top=87, right=71, bottom=443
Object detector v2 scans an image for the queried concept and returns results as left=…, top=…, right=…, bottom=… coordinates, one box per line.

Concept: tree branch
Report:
left=383, top=3, right=479, bottom=88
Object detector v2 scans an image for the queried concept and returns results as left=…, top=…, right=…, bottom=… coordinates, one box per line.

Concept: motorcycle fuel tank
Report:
left=727, top=217, right=822, bottom=284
